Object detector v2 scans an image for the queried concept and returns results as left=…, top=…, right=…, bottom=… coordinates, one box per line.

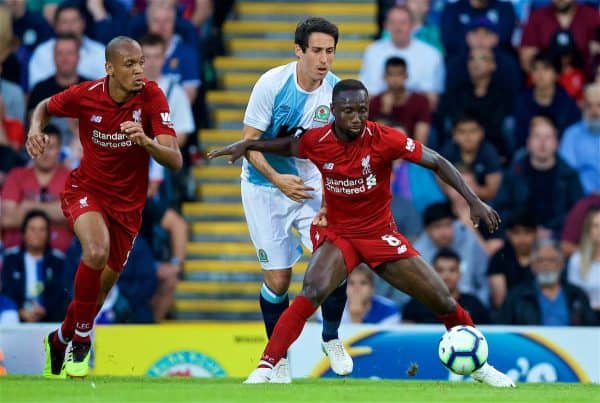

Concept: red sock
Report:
left=72, top=262, right=103, bottom=343
left=52, top=302, right=76, bottom=350
left=259, top=296, right=317, bottom=367
left=438, top=302, right=475, bottom=330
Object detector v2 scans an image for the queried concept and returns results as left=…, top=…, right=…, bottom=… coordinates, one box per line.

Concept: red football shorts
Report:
left=61, top=185, right=142, bottom=272
left=310, top=224, right=419, bottom=273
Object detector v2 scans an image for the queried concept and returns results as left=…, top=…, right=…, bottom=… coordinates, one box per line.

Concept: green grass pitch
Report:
left=2, top=376, right=598, bottom=403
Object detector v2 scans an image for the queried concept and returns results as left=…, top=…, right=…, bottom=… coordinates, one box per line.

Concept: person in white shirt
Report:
left=567, top=209, right=600, bottom=319
left=28, top=4, right=105, bottom=90
left=359, top=5, right=445, bottom=107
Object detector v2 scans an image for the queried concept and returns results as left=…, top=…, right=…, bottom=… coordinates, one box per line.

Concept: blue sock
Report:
left=321, top=281, right=347, bottom=342
left=259, top=283, right=289, bottom=339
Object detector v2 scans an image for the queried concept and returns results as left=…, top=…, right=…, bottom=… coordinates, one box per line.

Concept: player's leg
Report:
left=246, top=240, right=349, bottom=383
left=376, top=256, right=514, bottom=387
left=295, top=187, right=352, bottom=376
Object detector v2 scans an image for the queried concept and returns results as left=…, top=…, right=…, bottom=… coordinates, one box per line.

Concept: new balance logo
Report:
left=90, top=115, right=102, bottom=123
left=79, top=196, right=88, bottom=208
left=405, top=138, right=415, bottom=152
left=323, top=162, right=334, bottom=170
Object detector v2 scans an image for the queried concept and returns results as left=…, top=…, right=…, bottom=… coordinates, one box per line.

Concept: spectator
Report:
left=142, top=2, right=201, bottom=102
left=435, top=48, right=514, bottom=160
left=513, top=52, right=581, bottom=149
left=441, top=114, right=502, bottom=201
left=406, top=0, right=443, bottom=52
left=495, top=116, right=584, bottom=239
left=1, top=126, right=73, bottom=252
left=0, top=103, right=26, bottom=191
left=0, top=64, right=25, bottom=125
left=28, top=3, right=105, bottom=90
left=487, top=210, right=537, bottom=311
left=27, top=33, right=91, bottom=141
left=1, top=210, right=68, bottom=323
left=0, top=91, right=25, bottom=152
left=140, top=33, right=195, bottom=147
left=342, top=265, right=400, bottom=325
left=520, top=0, right=600, bottom=73
left=6, top=0, right=53, bottom=54
left=445, top=16, right=522, bottom=97
left=359, top=5, right=444, bottom=106
left=64, top=237, right=158, bottom=323
left=440, top=0, right=516, bottom=56
left=0, top=6, right=22, bottom=87
left=403, top=248, right=490, bottom=324
left=65, top=0, right=129, bottom=44
left=549, top=29, right=586, bottom=102
left=566, top=209, right=600, bottom=319
left=560, top=83, right=600, bottom=195
left=140, top=168, right=188, bottom=322
left=414, top=202, right=489, bottom=304
left=26, top=1, right=61, bottom=24
left=368, top=57, right=431, bottom=143
left=0, top=294, right=19, bottom=325
left=561, top=193, right=600, bottom=255
left=498, top=238, right=597, bottom=326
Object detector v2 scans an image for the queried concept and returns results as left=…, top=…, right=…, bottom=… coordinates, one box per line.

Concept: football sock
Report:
left=259, top=296, right=317, bottom=367
left=259, top=283, right=289, bottom=339
left=321, top=281, right=347, bottom=342
left=438, top=302, right=475, bottom=330
left=72, top=262, right=102, bottom=344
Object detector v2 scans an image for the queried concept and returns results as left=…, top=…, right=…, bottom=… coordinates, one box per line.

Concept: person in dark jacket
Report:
left=1, top=210, right=67, bottom=322
left=498, top=238, right=597, bottom=326
left=494, top=116, right=584, bottom=239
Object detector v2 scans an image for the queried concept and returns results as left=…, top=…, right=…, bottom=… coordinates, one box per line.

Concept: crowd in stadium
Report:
left=0, top=0, right=598, bottom=328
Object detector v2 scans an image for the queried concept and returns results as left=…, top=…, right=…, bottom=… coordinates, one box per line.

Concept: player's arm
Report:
left=208, top=135, right=300, bottom=163
left=121, top=121, right=182, bottom=171
left=415, top=145, right=500, bottom=232
left=26, top=97, right=53, bottom=159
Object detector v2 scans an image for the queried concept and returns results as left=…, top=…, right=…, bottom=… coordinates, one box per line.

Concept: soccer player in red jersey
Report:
left=26, top=36, right=182, bottom=379
left=209, top=79, right=515, bottom=387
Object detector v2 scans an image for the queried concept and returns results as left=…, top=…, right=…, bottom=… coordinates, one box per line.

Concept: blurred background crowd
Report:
left=0, top=0, right=598, bottom=328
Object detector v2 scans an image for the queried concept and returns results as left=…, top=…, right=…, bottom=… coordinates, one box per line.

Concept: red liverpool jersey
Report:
left=298, top=121, right=423, bottom=237
left=48, top=77, right=176, bottom=212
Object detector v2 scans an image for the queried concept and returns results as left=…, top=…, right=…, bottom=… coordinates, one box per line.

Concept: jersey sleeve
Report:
left=47, top=84, right=83, bottom=118
left=243, top=72, right=276, bottom=132
left=380, top=124, right=423, bottom=162
left=296, top=129, right=318, bottom=160
left=144, top=82, right=176, bottom=138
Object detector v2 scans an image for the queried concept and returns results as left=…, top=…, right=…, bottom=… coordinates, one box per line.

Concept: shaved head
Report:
left=105, top=36, right=141, bottom=63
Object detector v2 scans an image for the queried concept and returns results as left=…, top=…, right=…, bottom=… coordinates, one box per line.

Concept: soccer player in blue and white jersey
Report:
left=240, top=17, right=352, bottom=382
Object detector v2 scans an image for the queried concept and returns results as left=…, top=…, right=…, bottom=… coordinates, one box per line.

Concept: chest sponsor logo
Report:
left=90, top=115, right=102, bottom=123
left=133, top=109, right=142, bottom=123
left=313, top=105, right=331, bottom=123
left=92, top=129, right=133, bottom=148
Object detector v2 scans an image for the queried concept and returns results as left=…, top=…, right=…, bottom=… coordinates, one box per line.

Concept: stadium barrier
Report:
left=1, top=323, right=598, bottom=383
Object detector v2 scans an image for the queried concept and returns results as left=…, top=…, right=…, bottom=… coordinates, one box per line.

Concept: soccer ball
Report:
left=438, top=325, right=488, bottom=375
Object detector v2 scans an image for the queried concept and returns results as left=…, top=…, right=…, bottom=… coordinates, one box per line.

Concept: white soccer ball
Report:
left=438, top=325, right=488, bottom=375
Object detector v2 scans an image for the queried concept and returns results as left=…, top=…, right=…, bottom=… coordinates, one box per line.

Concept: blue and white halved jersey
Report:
left=242, top=61, right=340, bottom=187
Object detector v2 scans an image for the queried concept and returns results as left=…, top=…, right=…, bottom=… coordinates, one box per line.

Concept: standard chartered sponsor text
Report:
left=325, top=176, right=366, bottom=194
left=92, top=129, right=133, bottom=148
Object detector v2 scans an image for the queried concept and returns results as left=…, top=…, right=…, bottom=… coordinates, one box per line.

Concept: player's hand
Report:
left=468, top=198, right=501, bottom=233
left=25, top=131, right=49, bottom=159
left=121, top=121, right=152, bottom=147
left=207, top=140, right=250, bottom=164
left=274, top=174, right=314, bottom=202
left=312, top=207, right=328, bottom=227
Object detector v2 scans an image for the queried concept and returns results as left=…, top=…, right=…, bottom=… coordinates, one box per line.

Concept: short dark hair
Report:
left=423, top=202, right=455, bottom=227
left=54, top=2, right=83, bottom=26
left=386, top=5, right=413, bottom=23
left=452, top=112, right=483, bottom=129
left=433, top=248, right=461, bottom=266
left=506, top=209, right=537, bottom=230
left=332, top=79, right=368, bottom=103
left=294, top=17, right=339, bottom=52
left=385, top=57, right=407, bottom=72
left=54, top=32, right=80, bottom=47
left=42, top=124, right=62, bottom=145
left=21, top=209, right=51, bottom=236
left=139, top=33, right=166, bottom=49
left=531, top=51, right=559, bottom=73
